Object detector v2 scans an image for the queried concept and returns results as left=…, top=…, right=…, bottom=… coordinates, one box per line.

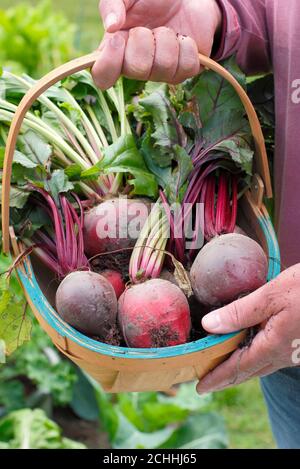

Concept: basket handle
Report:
left=1, top=52, right=272, bottom=253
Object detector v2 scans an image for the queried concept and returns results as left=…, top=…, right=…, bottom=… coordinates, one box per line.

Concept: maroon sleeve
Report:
left=213, top=0, right=272, bottom=75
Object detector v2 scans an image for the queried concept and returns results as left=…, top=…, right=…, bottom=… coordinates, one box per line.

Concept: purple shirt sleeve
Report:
left=214, top=0, right=272, bottom=75
left=211, top=0, right=300, bottom=267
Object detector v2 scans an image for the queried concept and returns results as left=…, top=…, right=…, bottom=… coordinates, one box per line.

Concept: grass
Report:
left=212, top=379, right=275, bottom=449
left=2, top=0, right=276, bottom=450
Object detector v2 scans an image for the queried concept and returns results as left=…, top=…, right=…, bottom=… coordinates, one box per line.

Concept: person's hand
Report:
left=196, top=264, right=300, bottom=394
left=92, top=0, right=222, bottom=89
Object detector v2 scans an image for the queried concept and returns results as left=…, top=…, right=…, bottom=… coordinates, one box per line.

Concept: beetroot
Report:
left=190, top=233, right=268, bottom=307
left=101, top=269, right=125, bottom=299
left=118, top=279, right=191, bottom=348
left=83, top=197, right=150, bottom=257
left=234, top=225, right=247, bottom=236
left=56, top=271, right=118, bottom=338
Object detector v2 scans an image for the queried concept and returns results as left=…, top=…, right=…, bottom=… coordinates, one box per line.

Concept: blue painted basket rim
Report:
left=18, top=211, right=281, bottom=360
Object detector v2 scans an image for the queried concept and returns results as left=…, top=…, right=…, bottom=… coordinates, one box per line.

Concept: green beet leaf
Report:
left=201, top=110, right=254, bottom=175
left=0, top=277, right=31, bottom=356
left=82, top=135, right=158, bottom=199
left=44, top=169, right=74, bottom=202
left=18, top=130, right=52, bottom=167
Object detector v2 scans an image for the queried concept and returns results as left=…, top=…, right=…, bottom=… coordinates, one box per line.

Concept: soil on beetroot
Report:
left=150, top=325, right=179, bottom=348
left=91, top=252, right=130, bottom=283
left=53, top=407, right=110, bottom=449
left=92, top=324, right=124, bottom=346
left=88, top=293, right=208, bottom=348
left=86, top=262, right=210, bottom=347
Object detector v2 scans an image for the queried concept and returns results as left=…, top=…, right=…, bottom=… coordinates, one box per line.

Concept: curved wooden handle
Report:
left=1, top=52, right=272, bottom=253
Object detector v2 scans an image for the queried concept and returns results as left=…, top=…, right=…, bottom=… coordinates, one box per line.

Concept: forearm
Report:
left=214, top=0, right=272, bottom=75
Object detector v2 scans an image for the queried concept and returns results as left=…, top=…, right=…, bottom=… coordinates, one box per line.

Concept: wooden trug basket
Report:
left=1, top=53, right=280, bottom=393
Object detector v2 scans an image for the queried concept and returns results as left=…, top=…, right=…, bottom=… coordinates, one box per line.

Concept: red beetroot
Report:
left=101, top=269, right=125, bottom=299
left=190, top=233, right=268, bottom=307
left=55, top=271, right=117, bottom=338
left=118, top=279, right=191, bottom=348
left=83, top=197, right=150, bottom=258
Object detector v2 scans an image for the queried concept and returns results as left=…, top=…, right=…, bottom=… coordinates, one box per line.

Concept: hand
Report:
left=92, top=0, right=222, bottom=89
left=196, top=264, right=300, bottom=394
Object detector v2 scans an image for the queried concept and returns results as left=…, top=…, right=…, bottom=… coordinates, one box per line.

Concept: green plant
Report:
left=0, top=0, right=76, bottom=77
left=71, top=373, right=228, bottom=449
left=0, top=255, right=31, bottom=357
left=0, top=320, right=77, bottom=415
left=0, top=408, right=85, bottom=449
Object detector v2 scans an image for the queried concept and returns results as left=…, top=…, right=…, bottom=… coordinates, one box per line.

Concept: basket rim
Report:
left=18, top=210, right=280, bottom=360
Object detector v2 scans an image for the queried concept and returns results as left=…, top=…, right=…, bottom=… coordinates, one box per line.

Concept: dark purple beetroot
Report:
left=190, top=233, right=268, bottom=307
left=55, top=271, right=117, bottom=339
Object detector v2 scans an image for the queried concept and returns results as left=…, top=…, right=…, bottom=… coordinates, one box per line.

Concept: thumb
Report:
left=100, top=0, right=127, bottom=33
left=201, top=283, right=272, bottom=334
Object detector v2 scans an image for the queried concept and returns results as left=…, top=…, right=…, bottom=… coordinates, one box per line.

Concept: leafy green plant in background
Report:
left=0, top=0, right=76, bottom=77
left=0, top=310, right=228, bottom=449
left=0, top=409, right=85, bottom=449
left=71, top=373, right=228, bottom=449
left=0, top=255, right=31, bottom=357
left=0, top=322, right=77, bottom=416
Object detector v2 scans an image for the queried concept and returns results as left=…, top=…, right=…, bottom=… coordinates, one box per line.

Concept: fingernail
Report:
left=202, top=312, right=221, bottom=332
left=196, top=386, right=209, bottom=395
left=110, top=33, right=125, bottom=49
left=105, top=13, right=118, bottom=31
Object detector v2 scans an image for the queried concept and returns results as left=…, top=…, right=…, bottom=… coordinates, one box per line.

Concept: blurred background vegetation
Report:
left=0, top=0, right=275, bottom=449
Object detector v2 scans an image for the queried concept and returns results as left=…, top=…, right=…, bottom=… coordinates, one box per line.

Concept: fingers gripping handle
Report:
left=1, top=52, right=272, bottom=253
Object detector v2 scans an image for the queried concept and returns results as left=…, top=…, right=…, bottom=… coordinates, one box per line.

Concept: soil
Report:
left=91, top=251, right=130, bottom=283
left=53, top=407, right=110, bottom=449
left=92, top=324, right=124, bottom=347
left=150, top=325, right=179, bottom=348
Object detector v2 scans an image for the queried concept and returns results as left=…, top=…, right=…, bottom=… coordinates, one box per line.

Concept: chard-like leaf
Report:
left=64, top=164, right=83, bottom=181
left=137, top=83, right=180, bottom=165
left=141, top=132, right=193, bottom=203
left=0, top=71, right=28, bottom=99
left=62, top=71, right=114, bottom=135
left=200, top=111, right=254, bottom=175
left=19, top=131, right=52, bottom=167
left=39, top=107, right=66, bottom=137
left=0, top=277, right=32, bottom=356
left=13, top=150, right=39, bottom=169
left=172, top=145, right=194, bottom=199
left=0, top=185, right=30, bottom=209
left=191, top=56, right=247, bottom=126
left=141, top=132, right=173, bottom=190
left=82, top=135, right=158, bottom=198
left=58, top=101, right=82, bottom=127
left=213, top=134, right=254, bottom=176
left=44, top=170, right=74, bottom=202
